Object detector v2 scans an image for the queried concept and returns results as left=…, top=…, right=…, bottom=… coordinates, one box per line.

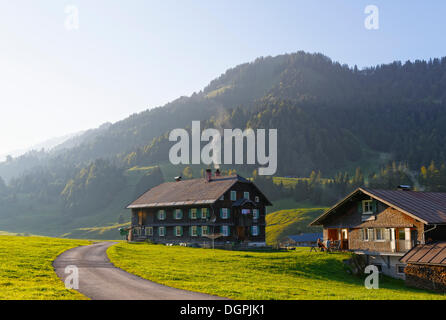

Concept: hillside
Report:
left=265, top=208, right=325, bottom=245
left=2, top=51, right=446, bottom=236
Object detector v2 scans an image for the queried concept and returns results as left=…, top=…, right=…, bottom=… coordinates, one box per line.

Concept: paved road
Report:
left=53, top=242, right=225, bottom=300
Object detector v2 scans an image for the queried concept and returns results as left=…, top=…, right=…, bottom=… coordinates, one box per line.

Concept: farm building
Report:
left=283, top=233, right=323, bottom=247
left=126, top=169, right=272, bottom=247
left=400, top=241, right=446, bottom=293
left=311, top=187, right=446, bottom=279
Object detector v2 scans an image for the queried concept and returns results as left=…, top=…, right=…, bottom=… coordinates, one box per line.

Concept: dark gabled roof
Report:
left=127, top=175, right=272, bottom=209
left=232, top=198, right=257, bottom=207
left=400, top=242, right=446, bottom=266
left=288, top=233, right=323, bottom=243
left=311, top=188, right=446, bottom=226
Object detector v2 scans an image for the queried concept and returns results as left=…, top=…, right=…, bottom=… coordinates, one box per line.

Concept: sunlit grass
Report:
left=108, top=243, right=446, bottom=300
left=0, top=236, right=91, bottom=300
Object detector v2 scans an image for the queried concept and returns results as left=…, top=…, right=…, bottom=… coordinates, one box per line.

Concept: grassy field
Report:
left=108, top=243, right=446, bottom=300
left=0, top=235, right=91, bottom=300
left=266, top=208, right=325, bottom=245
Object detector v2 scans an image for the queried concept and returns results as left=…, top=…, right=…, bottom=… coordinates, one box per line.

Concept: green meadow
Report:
left=108, top=242, right=446, bottom=300
left=0, top=235, right=90, bottom=300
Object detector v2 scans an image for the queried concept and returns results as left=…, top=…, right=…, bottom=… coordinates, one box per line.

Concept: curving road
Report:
left=53, top=242, right=225, bottom=300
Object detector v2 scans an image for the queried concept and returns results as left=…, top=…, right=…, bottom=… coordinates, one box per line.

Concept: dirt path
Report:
left=53, top=242, right=225, bottom=300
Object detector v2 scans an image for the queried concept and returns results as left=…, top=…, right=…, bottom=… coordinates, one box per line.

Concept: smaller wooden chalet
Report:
left=400, top=241, right=446, bottom=293
left=311, top=187, right=446, bottom=279
left=126, top=170, right=272, bottom=247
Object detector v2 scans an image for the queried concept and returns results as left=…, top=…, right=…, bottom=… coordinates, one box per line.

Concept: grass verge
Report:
left=108, top=243, right=446, bottom=300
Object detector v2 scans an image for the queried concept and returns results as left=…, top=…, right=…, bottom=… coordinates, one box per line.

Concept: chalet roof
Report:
left=288, top=233, right=323, bottom=243
left=400, top=242, right=446, bottom=266
left=311, top=188, right=446, bottom=226
left=127, top=175, right=271, bottom=209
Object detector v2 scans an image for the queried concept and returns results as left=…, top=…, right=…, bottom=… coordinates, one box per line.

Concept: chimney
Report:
left=205, top=169, right=212, bottom=182
left=398, top=185, right=412, bottom=191
left=215, top=169, right=221, bottom=177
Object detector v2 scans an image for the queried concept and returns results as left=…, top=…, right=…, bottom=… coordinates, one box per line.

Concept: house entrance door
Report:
left=237, top=227, right=245, bottom=241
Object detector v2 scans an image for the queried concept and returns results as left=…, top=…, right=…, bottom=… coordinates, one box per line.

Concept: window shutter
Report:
left=197, top=208, right=201, bottom=219
left=188, top=209, right=191, bottom=219
left=220, top=226, right=224, bottom=234
left=227, top=209, right=231, bottom=219
left=228, top=226, right=231, bottom=236
left=219, top=208, right=223, bottom=219
left=372, top=200, right=377, bottom=213
left=197, top=226, right=202, bottom=237
left=358, top=202, right=362, bottom=214
left=207, top=209, right=211, bottom=219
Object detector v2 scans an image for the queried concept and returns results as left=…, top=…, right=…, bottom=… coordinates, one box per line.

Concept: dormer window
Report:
left=362, top=200, right=373, bottom=215
left=244, top=192, right=250, bottom=200
left=230, top=191, right=237, bottom=201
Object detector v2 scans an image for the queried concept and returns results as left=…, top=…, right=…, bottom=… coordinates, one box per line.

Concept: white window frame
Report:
left=222, top=225, right=229, bottom=237
left=159, top=226, right=165, bottom=237
left=230, top=191, right=237, bottom=201
left=191, top=226, right=198, bottom=237
left=147, top=227, right=153, bottom=236
left=252, top=225, right=259, bottom=236
left=191, top=208, right=197, bottom=220
left=255, top=196, right=260, bottom=203
left=201, top=208, right=208, bottom=219
left=175, top=209, right=182, bottom=220
left=244, top=192, right=250, bottom=200
left=362, top=200, right=373, bottom=215
left=253, top=209, right=260, bottom=220
left=202, top=226, right=209, bottom=236
left=222, top=208, right=229, bottom=219
left=375, top=228, right=385, bottom=242
left=367, top=228, right=374, bottom=241
left=158, top=210, right=166, bottom=220
left=175, top=226, right=182, bottom=237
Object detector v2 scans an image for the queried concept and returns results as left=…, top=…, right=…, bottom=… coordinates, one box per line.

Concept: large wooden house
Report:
left=126, top=170, right=272, bottom=247
left=311, top=187, right=446, bottom=279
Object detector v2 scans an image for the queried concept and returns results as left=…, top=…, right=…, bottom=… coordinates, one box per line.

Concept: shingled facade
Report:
left=127, top=171, right=272, bottom=247
left=311, top=188, right=446, bottom=279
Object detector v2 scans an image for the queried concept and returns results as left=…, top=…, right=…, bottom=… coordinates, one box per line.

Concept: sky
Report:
left=0, top=0, right=445, bottom=156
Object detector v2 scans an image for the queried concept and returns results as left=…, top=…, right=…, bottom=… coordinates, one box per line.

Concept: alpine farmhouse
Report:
left=311, top=187, right=446, bottom=279
left=126, top=169, right=272, bottom=247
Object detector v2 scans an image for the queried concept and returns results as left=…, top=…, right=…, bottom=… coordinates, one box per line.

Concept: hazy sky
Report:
left=0, top=0, right=445, bottom=156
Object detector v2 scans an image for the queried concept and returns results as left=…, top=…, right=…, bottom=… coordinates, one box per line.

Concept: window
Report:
left=362, top=200, right=373, bottom=214
left=157, top=210, right=166, bottom=220
left=202, top=226, right=209, bottom=236
left=252, top=225, right=259, bottom=236
left=253, top=209, right=260, bottom=220
left=255, top=196, right=260, bottom=203
left=361, top=228, right=368, bottom=241
left=159, top=227, right=165, bottom=237
left=367, top=228, right=375, bottom=241
left=221, top=225, right=229, bottom=236
left=221, top=208, right=229, bottom=219
left=175, top=226, right=182, bottom=237
left=190, top=208, right=197, bottom=219
left=398, top=229, right=406, bottom=240
left=201, top=208, right=208, bottom=219
left=241, top=209, right=251, bottom=215
left=230, top=191, right=237, bottom=201
left=375, top=228, right=385, bottom=241
left=244, top=192, right=250, bottom=200
left=175, top=209, right=183, bottom=220
left=190, top=226, right=198, bottom=237
left=396, top=265, right=406, bottom=274
left=147, top=227, right=153, bottom=236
